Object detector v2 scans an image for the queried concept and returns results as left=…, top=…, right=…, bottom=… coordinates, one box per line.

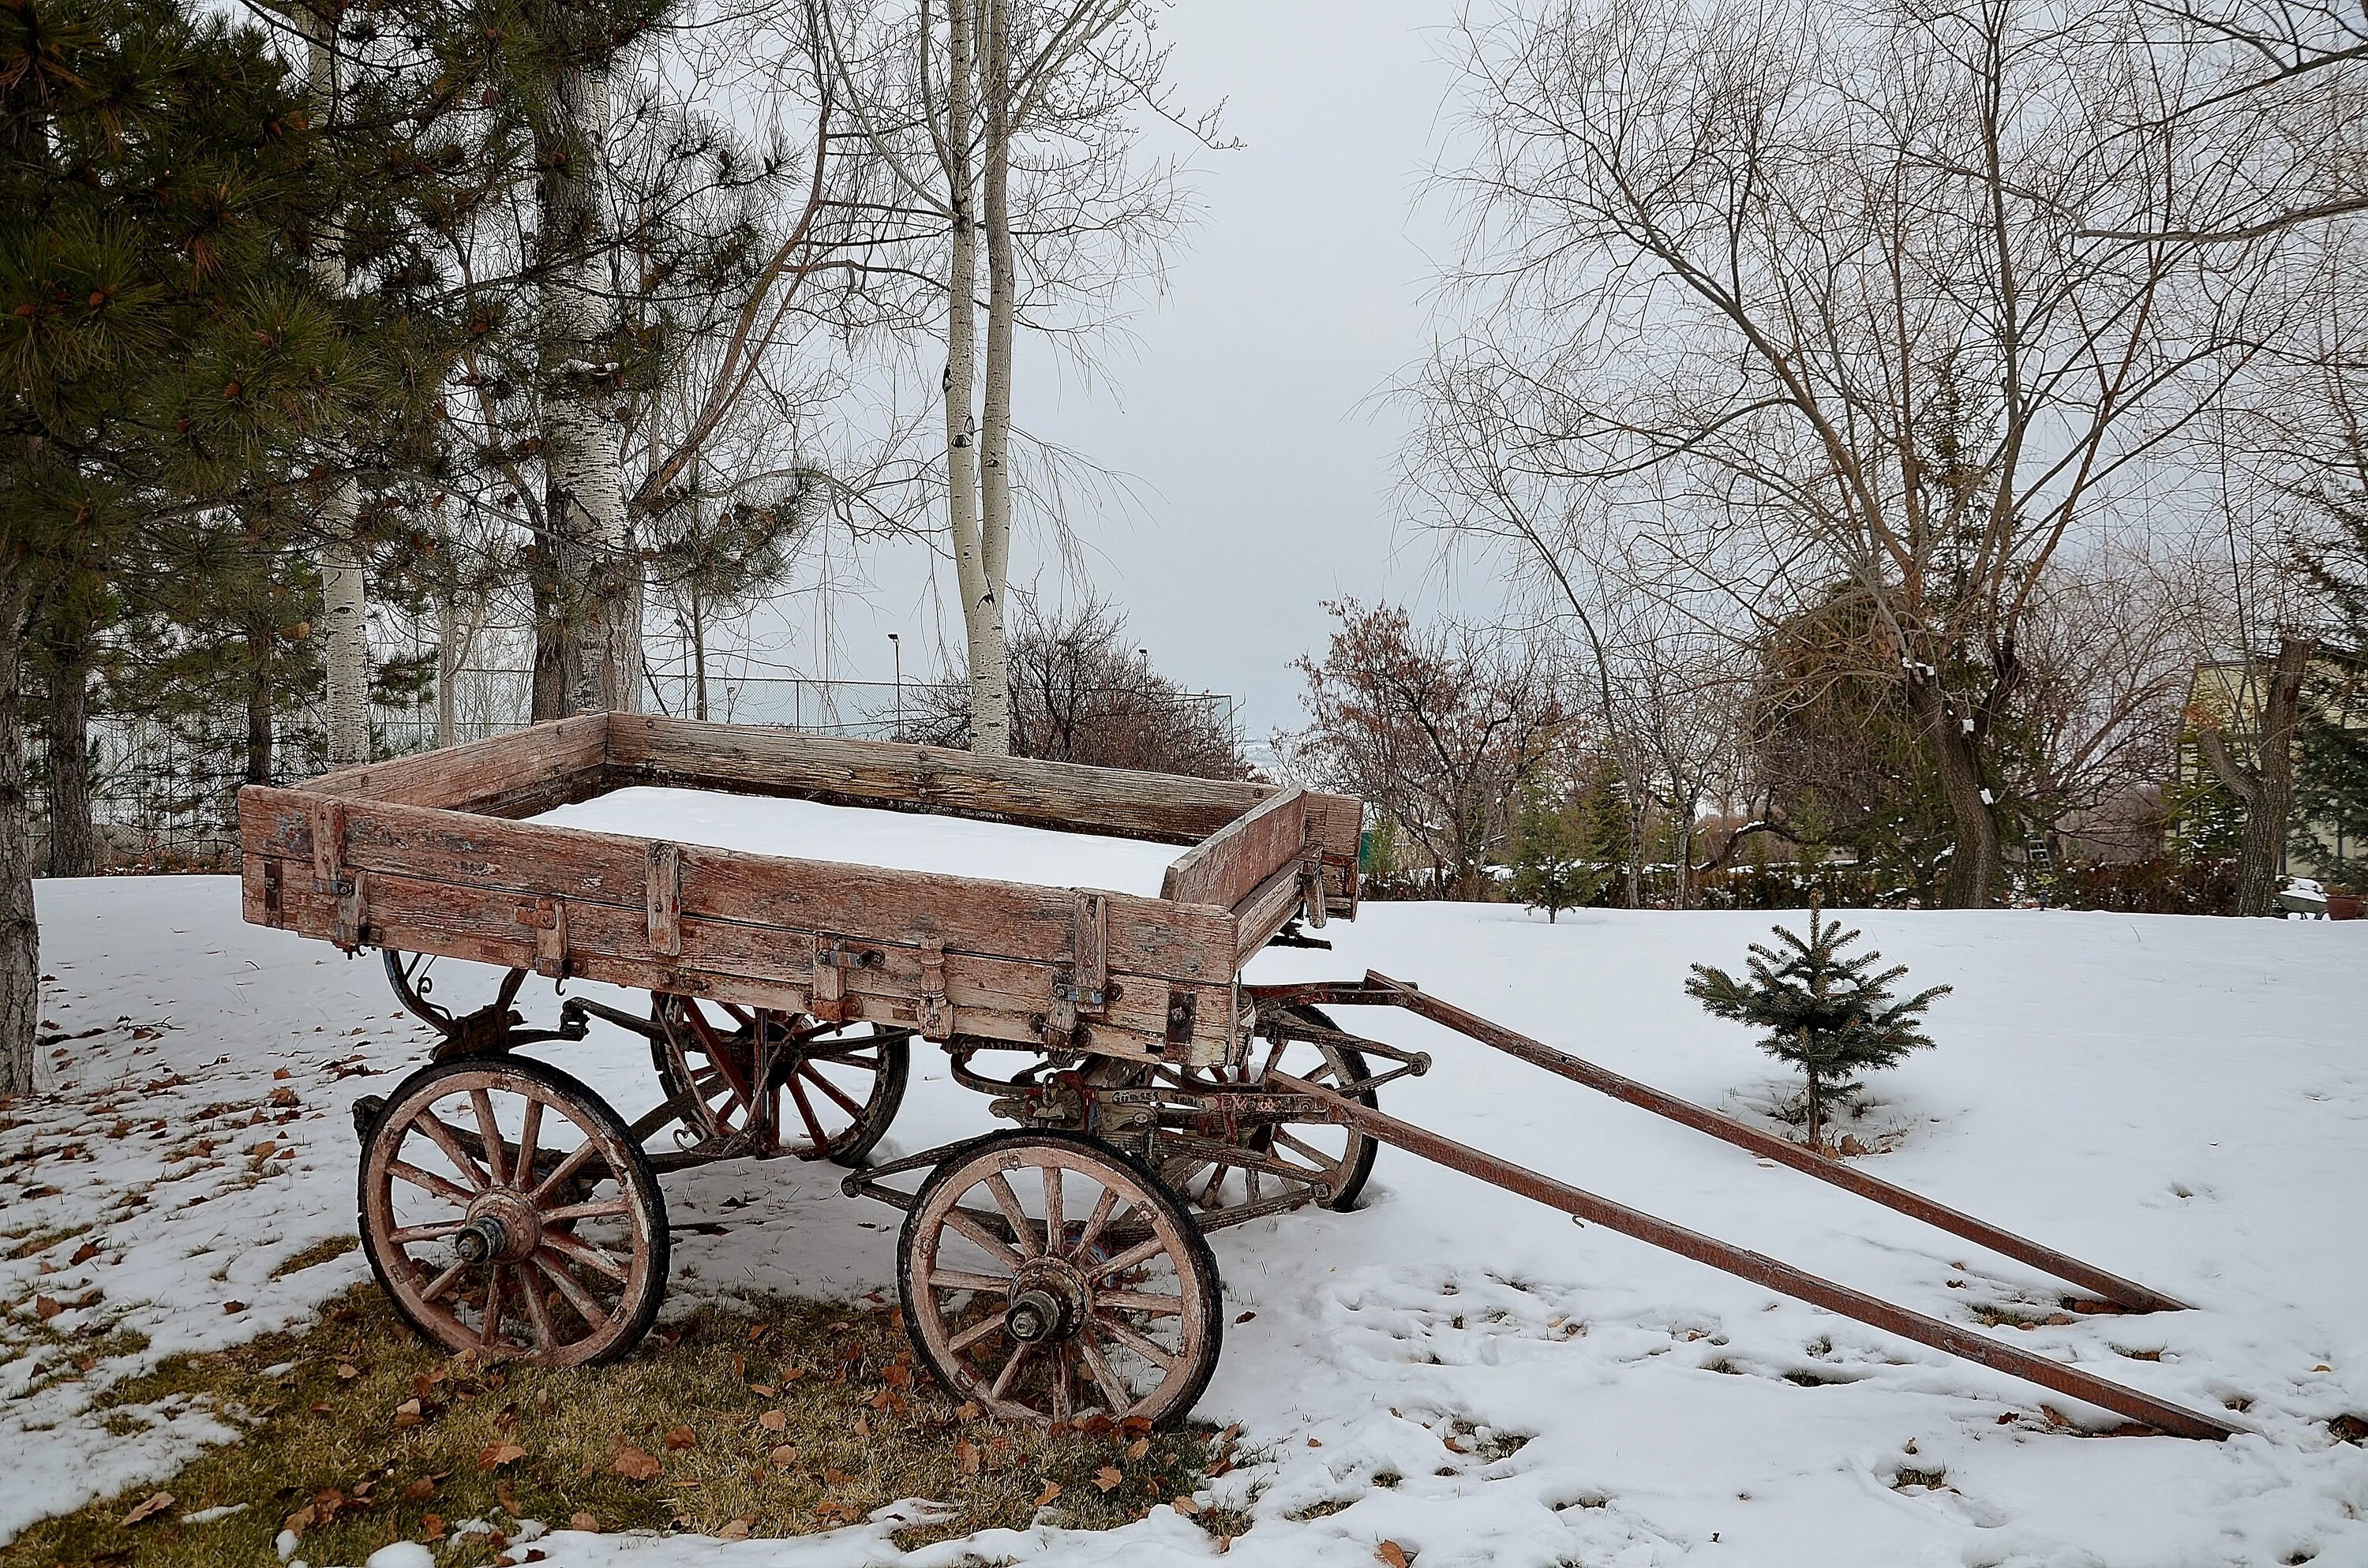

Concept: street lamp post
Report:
left=887, top=633, right=901, bottom=739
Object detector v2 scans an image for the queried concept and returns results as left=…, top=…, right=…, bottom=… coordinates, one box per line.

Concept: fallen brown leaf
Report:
left=1094, top=1466, right=1123, bottom=1492
left=757, top=1409, right=787, bottom=1432
left=662, top=1424, right=698, bottom=1450
left=478, top=1439, right=528, bottom=1470
left=69, top=1241, right=99, bottom=1266
left=336, top=1362, right=360, bottom=1379
left=420, top=1511, right=445, bottom=1542
left=610, top=1446, right=664, bottom=1481
left=34, top=1297, right=61, bottom=1320
left=568, top=1512, right=599, bottom=1533
left=1033, top=1480, right=1062, bottom=1507
left=283, top=1504, right=317, bottom=1538
left=718, top=1517, right=754, bottom=1540
left=957, top=1439, right=981, bottom=1476
left=1171, top=1495, right=1200, bottom=1514
left=402, top=1479, right=435, bottom=1503
left=768, top=1444, right=799, bottom=1468
left=119, top=1492, right=174, bottom=1527
left=1126, top=1436, right=1150, bottom=1459
left=1377, top=1542, right=1411, bottom=1568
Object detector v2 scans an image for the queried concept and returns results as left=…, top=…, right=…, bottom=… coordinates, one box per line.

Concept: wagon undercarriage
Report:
left=248, top=718, right=2238, bottom=1445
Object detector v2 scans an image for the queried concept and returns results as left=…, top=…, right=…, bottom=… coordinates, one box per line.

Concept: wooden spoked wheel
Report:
left=1155, top=1022, right=1380, bottom=1218
left=898, top=1132, right=1223, bottom=1429
left=357, top=1057, right=668, bottom=1367
left=650, top=995, right=909, bottom=1166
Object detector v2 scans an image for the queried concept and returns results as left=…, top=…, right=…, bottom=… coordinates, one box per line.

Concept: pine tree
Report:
left=2293, top=491, right=2368, bottom=887
left=1509, top=771, right=1610, bottom=922
left=1684, top=900, right=1950, bottom=1150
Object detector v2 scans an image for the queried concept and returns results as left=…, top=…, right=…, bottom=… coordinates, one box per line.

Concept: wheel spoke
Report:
left=421, top=1259, right=468, bottom=1303
left=389, top=1219, right=466, bottom=1244
left=480, top=1265, right=506, bottom=1348
left=514, top=1097, right=544, bottom=1187
left=1070, top=1187, right=1122, bottom=1261
left=1099, top=1289, right=1185, bottom=1316
left=1272, top=1127, right=1334, bottom=1166
left=470, top=1090, right=507, bottom=1186
left=1096, top=1312, right=1176, bottom=1368
left=538, top=1198, right=630, bottom=1224
left=1041, top=1164, right=1064, bottom=1251
left=542, top=1229, right=631, bottom=1282
left=1051, top=1345, right=1074, bottom=1424
left=939, top=1207, right=1027, bottom=1270
left=989, top=1342, right=1033, bottom=1401
left=1088, top=1234, right=1166, bottom=1280
left=411, top=1113, right=489, bottom=1192
left=388, top=1159, right=473, bottom=1206
left=528, top=1142, right=598, bottom=1203
left=927, top=1267, right=1016, bottom=1294
left=983, top=1173, right=1041, bottom=1257
left=949, top=1313, right=1005, bottom=1355
left=534, top=1248, right=607, bottom=1325
left=785, top=1070, right=830, bottom=1149
left=800, top=1064, right=866, bottom=1120
left=1076, top=1329, right=1137, bottom=1414
left=519, top=1270, right=558, bottom=1353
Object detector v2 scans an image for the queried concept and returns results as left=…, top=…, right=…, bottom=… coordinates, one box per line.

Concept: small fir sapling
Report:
left=1684, top=899, right=1949, bottom=1151
left=1510, top=774, right=1611, bottom=922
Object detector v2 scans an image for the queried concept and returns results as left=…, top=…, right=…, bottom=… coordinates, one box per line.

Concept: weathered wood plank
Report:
left=1162, top=788, right=1306, bottom=911
left=305, top=715, right=607, bottom=813
left=608, top=713, right=1280, bottom=844
left=239, top=788, right=1237, bottom=985
left=1232, top=859, right=1310, bottom=963
left=254, top=866, right=1232, bottom=1064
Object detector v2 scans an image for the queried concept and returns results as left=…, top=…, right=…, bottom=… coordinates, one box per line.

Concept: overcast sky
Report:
left=750, top=1, right=1491, bottom=740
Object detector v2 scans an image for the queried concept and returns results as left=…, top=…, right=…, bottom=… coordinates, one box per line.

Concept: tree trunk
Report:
left=969, top=0, right=1016, bottom=756
left=689, top=578, right=708, bottom=721
left=245, top=617, right=275, bottom=785
left=434, top=589, right=459, bottom=749
left=1671, top=792, right=1697, bottom=911
left=0, top=588, right=39, bottom=1098
left=1909, top=675, right=2002, bottom=908
left=939, top=0, right=1000, bottom=756
left=1804, top=1063, right=1823, bottom=1151
left=536, top=58, right=631, bottom=720
left=43, top=629, right=93, bottom=877
left=302, top=3, right=370, bottom=768
left=2198, top=637, right=2315, bottom=918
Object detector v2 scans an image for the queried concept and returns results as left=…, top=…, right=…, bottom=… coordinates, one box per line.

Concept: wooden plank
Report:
left=302, top=715, right=607, bottom=813
left=1232, top=860, right=1309, bottom=962
left=607, top=713, right=1278, bottom=844
left=646, top=841, right=681, bottom=957
left=255, top=866, right=1232, bottom=1064
left=1163, top=788, right=1307, bottom=911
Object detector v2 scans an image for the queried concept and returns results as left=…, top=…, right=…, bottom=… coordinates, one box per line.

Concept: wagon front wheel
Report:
left=358, top=1057, right=669, bottom=1367
left=898, top=1131, right=1223, bottom=1428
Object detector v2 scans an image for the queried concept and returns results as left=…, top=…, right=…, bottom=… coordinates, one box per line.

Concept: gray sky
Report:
left=756, top=2, right=1489, bottom=741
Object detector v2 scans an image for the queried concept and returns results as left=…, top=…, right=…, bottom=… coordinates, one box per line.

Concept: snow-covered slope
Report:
left=529, top=787, right=1182, bottom=896
left=6, top=875, right=2365, bottom=1566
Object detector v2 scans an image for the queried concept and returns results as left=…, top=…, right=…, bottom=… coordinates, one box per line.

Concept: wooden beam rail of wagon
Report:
left=1246, top=974, right=2187, bottom=1315
left=1262, top=1071, right=2239, bottom=1442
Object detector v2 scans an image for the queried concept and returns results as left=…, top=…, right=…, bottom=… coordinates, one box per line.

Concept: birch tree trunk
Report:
left=302, top=2, right=370, bottom=767
left=969, top=0, right=1016, bottom=755
left=0, top=586, right=37, bottom=1097
left=536, top=59, right=635, bottom=719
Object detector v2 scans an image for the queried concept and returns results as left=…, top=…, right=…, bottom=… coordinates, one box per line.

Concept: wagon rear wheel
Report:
left=898, top=1131, right=1223, bottom=1429
left=650, top=996, right=909, bottom=1166
left=1156, top=1015, right=1379, bottom=1217
left=357, top=1057, right=669, bottom=1367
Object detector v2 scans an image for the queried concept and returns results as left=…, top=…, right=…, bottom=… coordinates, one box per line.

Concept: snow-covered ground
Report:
left=5, top=874, right=2366, bottom=1566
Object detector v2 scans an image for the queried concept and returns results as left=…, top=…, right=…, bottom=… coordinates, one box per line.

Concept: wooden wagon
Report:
left=241, top=715, right=2240, bottom=1439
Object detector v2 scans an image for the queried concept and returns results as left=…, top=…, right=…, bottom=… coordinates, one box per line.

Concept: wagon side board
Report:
left=240, top=784, right=1243, bottom=1065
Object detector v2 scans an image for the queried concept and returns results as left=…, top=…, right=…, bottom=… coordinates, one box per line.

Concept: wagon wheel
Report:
left=650, top=995, right=909, bottom=1166
left=898, top=1131, right=1223, bottom=1429
left=357, top=1057, right=669, bottom=1367
left=1154, top=1010, right=1379, bottom=1217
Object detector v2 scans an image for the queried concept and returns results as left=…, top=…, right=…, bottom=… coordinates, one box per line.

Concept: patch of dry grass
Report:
left=4, top=1285, right=1236, bottom=1568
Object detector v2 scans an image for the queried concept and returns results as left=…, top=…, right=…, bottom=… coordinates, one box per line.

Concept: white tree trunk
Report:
left=970, top=0, right=1016, bottom=756
left=303, top=4, right=369, bottom=767
left=939, top=0, right=1002, bottom=754
left=538, top=60, right=635, bottom=718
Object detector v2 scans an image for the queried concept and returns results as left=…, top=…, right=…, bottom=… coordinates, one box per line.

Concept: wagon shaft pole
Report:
left=1252, top=972, right=2187, bottom=1315
left=1265, top=1072, right=2239, bottom=1442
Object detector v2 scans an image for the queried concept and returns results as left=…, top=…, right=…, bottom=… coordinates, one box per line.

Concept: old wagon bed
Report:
left=240, top=713, right=1358, bottom=1067
left=529, top=787, right=1182, bottom=896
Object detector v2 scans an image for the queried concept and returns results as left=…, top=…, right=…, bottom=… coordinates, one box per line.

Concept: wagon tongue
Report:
left=1246, top=975, right=2242, bottom=1443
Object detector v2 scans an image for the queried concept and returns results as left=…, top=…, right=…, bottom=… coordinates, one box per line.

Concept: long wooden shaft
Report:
left=1347, top=971, right=2187, bottom=1314
left=1268, top=1072, right=2237, bottom=1441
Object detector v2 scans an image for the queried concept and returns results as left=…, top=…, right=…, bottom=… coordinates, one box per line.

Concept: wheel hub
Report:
left=1004, top=1260, right=1091, bottom=1343
left=458, top=1188, right=543, bottom=1265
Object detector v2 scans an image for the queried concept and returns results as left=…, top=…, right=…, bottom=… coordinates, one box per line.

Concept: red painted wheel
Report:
left=357, top=1057, right=668, bottom=1366
left=898, top=1131, right=1223, bottom=1428
left=650, top=996, right=909, bottom=1165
